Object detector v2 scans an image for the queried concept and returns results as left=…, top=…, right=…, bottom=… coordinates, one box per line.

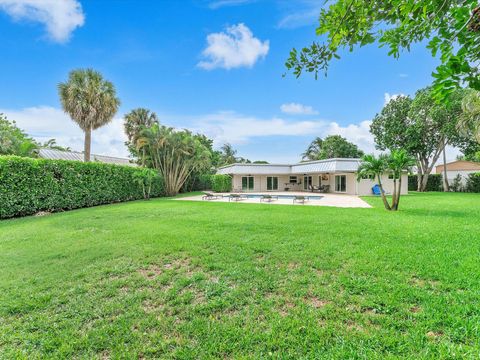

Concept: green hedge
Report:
left=0, top=156, right=164, bottom=219
left=211, top=174, right=232, bottom=192
left=466, top=173, right=480, bottom=193
left=408, top=174, right=443, bottom=191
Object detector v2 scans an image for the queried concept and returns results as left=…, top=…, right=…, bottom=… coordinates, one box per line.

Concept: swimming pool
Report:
left=239, top=194, right=323, bottom=200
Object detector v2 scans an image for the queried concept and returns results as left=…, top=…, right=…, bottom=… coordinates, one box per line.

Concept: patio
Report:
left=175, top=191, right=371, bottom=208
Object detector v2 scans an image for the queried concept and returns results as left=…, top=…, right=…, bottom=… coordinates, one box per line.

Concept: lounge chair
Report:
left=309, top=185, right=321, bottom=193
left=228, top=194, right=247, bottom=202
left=260, top=195, right=278, bottom=202
left=202, top=192, right=222, bottom=200
left=293, top=195, right=308, bottom=204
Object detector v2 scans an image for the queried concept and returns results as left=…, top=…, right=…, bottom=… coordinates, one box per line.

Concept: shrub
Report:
left=0, top=156, right=164, bottom=219
left=466, top=173, right=480, bottom=193
left=211, top=174, right=232, bottom=192
left=408, top=174, right=443, bottom=191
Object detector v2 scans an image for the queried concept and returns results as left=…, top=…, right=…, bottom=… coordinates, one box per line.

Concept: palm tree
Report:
left=220, top=143, right=238, bottom=165
left=124, top=108, right=158, bottom=166
left=357, top=154, right=391, bottom=210
left=137, top=124, right=211, bottom=196
left=301, top=137, right=323, bottom=161
left=58, top=69, right=120, bottom=162
left=387, top=149, right=415, bottom=210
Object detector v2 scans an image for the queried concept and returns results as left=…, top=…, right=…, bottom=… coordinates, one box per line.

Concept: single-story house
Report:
left=436, top=160, right=480, bottom=184
left=217, top=158, right=408, bottom=196
left=39, top=148, right=136, bottom=167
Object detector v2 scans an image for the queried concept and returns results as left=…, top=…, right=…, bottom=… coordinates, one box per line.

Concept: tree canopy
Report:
left=285, top=1, right=480, bottom=101
left=302, top=135, right=364, bottom=161
left=370, top=87, right=469, bottom=190
left=0, top=114, right=38, bottom=157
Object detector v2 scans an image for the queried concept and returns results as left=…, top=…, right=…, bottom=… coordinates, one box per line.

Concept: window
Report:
left=289, top=176, right=297, bottom=184
left=267, top=176, right=278, bottom=190
left=335, top=175, right=347, bottom=192
left=303, top=176, right=312, bottom=190
left=361, top=174, right=375, bottom=180
left=242, top=176, right=254, bottom=190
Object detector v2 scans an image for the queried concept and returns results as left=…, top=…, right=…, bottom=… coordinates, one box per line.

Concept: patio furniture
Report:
left=202, top=192, right=222, bottom=200
left=319, top=185, right=330, bottom=193
left=260, top=195, right=278, bottom=202
left=309, top=185, right=321, bottom=192
left=293, top=195, right=308, bottom=204
left=229, top=194, right=248, bottom=202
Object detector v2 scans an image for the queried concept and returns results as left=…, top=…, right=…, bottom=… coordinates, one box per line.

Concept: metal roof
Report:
left=38, top=149, right=136, bottom=167
left=216, top=158, right=361, bottom=175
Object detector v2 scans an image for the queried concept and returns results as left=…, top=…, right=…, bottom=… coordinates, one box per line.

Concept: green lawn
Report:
left=1, top=193, right=479, bottom=359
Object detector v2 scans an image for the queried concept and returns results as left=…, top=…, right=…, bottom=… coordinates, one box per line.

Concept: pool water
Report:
left=241, top=194, right=323, bottom=200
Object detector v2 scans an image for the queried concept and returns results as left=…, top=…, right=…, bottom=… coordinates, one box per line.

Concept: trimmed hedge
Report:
left=211, top=174, right=232, bottom=192
left=466, top=173, right=480, bottom=193
left=0, top=156, right=164, bottom=219
left=408, top=174, right=443, bottom=191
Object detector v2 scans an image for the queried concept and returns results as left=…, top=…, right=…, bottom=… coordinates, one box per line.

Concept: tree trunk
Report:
left=416, top=160, right=423, bottom=191
left=442, top=143, right=449, bottom=191
left=391, top=177, right=397, bottom=210
left=377, top=174, right=391, bottom=211
left=84, top=127, right=92, bottom=162
left=394, top=175, right=402, bottom=211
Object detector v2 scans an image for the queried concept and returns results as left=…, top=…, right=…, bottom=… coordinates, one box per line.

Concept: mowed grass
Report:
left=1, top=193, right=480, bottom=359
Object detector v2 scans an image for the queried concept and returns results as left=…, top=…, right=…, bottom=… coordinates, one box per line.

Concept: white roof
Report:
left=217, top=158, right=361, bottom=175
left=39, top=149, right=136, bottom=167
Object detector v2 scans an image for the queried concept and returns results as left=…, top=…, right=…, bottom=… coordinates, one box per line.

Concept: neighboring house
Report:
left=217, top=158, right=408, bottom=196
left=436, top=160, right=480, bottom=184
left=39, top=148, right=136, bottom=167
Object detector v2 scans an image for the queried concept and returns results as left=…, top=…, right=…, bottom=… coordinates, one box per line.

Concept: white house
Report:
left=435, top=160, right=480, bottom=185
left=217, top=158, right=408, bottom=196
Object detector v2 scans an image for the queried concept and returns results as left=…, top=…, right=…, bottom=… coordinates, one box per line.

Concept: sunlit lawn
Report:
left=1, top=192, right=479, bottom=358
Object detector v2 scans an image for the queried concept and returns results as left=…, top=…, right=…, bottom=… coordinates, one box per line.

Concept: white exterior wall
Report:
left=229, top=173, right=408, bottom=195
left=444, top=170, right=478, bottom=185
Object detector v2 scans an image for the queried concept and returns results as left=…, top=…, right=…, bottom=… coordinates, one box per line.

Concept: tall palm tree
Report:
left=124, top=108, right=158, bottom=166
left=387, top=149, right=415, bottom=210
left=220, top=143, right=238, bottom=165
left=357, top=154, right=391, bottom=210
left=58, top=69, right=120, bottom=162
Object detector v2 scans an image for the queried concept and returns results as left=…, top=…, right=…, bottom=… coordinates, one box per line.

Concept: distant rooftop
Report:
left=38, top=148, right=136, bottom=167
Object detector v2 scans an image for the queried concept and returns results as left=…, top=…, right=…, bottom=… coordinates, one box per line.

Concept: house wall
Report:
left=230, top=173, right=408, bottom=195
left=442, top=170, right=478, bottom=185
left=436, top=161, right=480, bottom=173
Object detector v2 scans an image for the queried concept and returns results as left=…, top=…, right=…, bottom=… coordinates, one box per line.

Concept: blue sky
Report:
left=0, top=0, right=443, bottom=162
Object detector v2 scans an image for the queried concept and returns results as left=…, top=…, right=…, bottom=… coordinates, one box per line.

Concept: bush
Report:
left=211, top=174, right=232, bottom=192
left=0, top=156, right=164, bottom=219
left=466, top=173, right=480, bottom=193
left=408, top=174, right=443, bottom=191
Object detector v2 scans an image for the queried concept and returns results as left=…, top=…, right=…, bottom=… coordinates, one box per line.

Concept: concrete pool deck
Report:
left=175, top=191, right=371, bottom=208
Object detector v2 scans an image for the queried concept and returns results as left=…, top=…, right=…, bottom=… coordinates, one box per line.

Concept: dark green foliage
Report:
left=211, top=174, right=232, bottom=192
left=466, top=173, right=480, bottom=193
left=408, top=174, right=443, bottom=191
left=0, top=156, right=164, bottom=219
left=0, top=114, right=38, bottom=157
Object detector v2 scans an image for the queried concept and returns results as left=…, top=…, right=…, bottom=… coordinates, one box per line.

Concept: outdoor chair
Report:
left=202, top=192, right=222, bottom=200
left=319, top=185, right=330, bottom=193
left=229, top=194, right=247, bottom=202
left=309, top=185, right=321, bottom=192
left=293, top=195, right=308, bottom=204
left=260, top=195, right=278, bottom=202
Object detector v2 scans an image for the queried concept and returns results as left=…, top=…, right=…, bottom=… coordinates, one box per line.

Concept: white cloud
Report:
left=0, top=0, right=85, bottom=43
left=280, top=102, right=318, bottom=115
left=384, top=92, right=405, bottom=105
left=324, top=120, right=377, bottom=154
left=198, top=23, right=269, bottom=70
left=1, top=106, right=129, bottom=158
left=277, top=0, right=321, bottom=29
left=208, top=0, right=253, bottom=9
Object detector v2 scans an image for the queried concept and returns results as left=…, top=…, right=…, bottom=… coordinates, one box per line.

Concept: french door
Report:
left=303, top=176, right=312, bottom=190
left=242, top=176, right=254, bottom=191
left=267, top=176, right=278, bottom=190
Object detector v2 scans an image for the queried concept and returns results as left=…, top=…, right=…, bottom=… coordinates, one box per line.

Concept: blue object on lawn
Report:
left=372, top=184, right=382, bottom=196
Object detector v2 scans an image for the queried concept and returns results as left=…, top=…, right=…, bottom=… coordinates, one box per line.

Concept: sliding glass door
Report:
left=242, top=176, right=254, bottom=191
left=266, top=176, right=278, bottom=190
left=335, top=175, right=347, bottom=192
